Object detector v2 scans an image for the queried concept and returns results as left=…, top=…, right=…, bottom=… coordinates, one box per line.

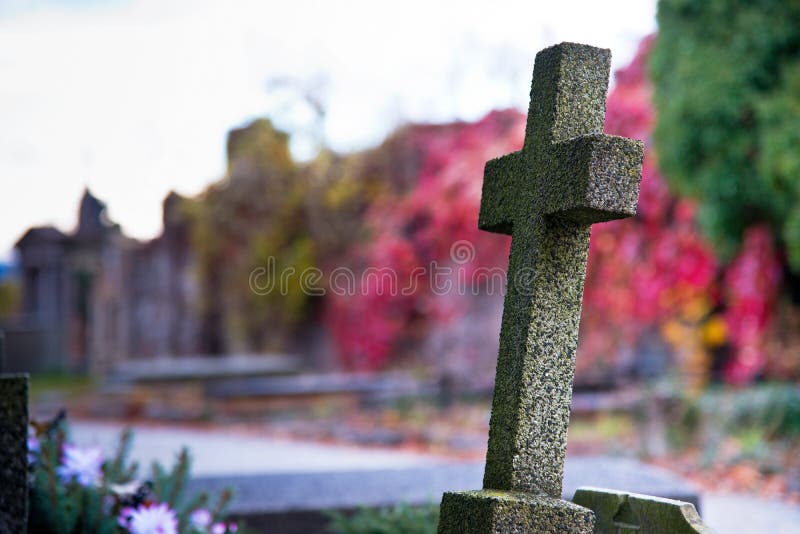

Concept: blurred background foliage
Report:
left=650, top=0, right=800, bottom=274
left=0, top=277, right=20, bottom=320
left=176, top=27, right=798, bottom=388
left=4, top=0, right=799, bottom=520
left=327, top=503, right=439, bottom=534
left=79, top=0, right=799, bottom=390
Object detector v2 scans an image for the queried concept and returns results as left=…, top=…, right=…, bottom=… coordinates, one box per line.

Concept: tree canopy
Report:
left=649, top=0, right=800, bottom=270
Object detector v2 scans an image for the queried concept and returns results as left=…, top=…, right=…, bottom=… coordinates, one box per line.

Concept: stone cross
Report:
left=0, top=331, right=29, bottom=533
left=439, top=42, right=643, bottom=533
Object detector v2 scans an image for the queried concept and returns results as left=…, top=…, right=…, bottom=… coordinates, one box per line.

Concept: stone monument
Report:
left=438, top=40, right=712, bottom=534
left=438, top=41, right=643, bottom=532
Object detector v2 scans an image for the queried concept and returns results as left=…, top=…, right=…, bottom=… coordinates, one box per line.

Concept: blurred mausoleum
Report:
left=3, top=190, right=203, bottom=374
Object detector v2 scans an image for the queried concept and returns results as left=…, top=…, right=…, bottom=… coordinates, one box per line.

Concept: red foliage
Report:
left=326, top=110, right=521, bottom=369
left=326, top=35, right=783, bottom=383
left=722, top=226, right=782, bottom=383
left=578, top=36, right=719, bottom=375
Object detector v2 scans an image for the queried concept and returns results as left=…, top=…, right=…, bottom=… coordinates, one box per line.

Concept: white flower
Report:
left=27, top=428, right=40, bottom=464
left=189, top=508, right=212, bottom=529
left=210, top=523, right=226, bottom=534
left=56, top=444, right=103, bottom=486
left=110, top=480, right=144, bottom=498
left=127, top=503, right=178, bottom=534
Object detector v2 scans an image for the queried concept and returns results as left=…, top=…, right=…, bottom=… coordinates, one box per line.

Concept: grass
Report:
left=29, top=372, right=94, bottom=400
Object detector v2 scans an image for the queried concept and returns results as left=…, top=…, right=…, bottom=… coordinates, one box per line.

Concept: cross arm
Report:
left=540, top=133, right=643, bottom=224
left=478, top=151, right=528, bottom=235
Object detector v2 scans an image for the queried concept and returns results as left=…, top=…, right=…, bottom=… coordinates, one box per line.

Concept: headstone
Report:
left=438, top=42, right=644, bottom=533
left=573, top=487, right=712, bottom=534
left=0, top=331, right=30, bottom=533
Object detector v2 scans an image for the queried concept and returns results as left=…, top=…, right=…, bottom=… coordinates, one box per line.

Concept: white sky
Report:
left=0, top=0, right=656, bottom=259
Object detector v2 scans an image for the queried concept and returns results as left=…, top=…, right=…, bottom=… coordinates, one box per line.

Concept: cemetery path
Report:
left=703, top=493, right=800, bottom=534
left=67, top=420, right=800, bottom=533
left=69, top=420, right=446, bottom=476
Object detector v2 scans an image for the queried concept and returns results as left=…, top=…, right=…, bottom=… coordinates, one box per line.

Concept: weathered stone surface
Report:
left=439, top=41, right=643, bottom=533
left=439, top=490, right=594, bottom=534
left=0, top=374, right=29, bottom=534
left=573, top=487, right=713, bottom=534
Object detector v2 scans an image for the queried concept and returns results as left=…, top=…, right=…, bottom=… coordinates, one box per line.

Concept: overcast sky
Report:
left=0, top=0, right=656, bottom=259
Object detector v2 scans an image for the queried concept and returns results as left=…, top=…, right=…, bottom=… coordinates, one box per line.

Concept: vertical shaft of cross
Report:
left=482, top=219, right=591, bottom=497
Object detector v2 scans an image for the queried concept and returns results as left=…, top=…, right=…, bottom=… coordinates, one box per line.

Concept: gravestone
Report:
left=0, top=331, right=30, bottom=533
left=573, top=488, right=712, bottom=534
left=438, top=42, right=644, bottom=533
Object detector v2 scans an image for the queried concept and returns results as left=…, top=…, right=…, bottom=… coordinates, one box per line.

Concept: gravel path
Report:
left=70, top=420, right=441, bottom=475
left=703, top=493, right=800, bottom=534
left=70, top=421, right=800, bottom=533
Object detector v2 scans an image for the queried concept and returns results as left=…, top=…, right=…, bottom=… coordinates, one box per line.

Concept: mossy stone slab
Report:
left=439, top=490, right=595, bottom=534
left=572, top=487, right=713, bottom=534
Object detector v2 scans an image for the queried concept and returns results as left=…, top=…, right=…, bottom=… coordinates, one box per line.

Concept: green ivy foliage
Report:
left=649, top=0, right=800, bottom=268
left=667, top=384, right=800, bottom=466
left=186, top=119, right=307, bottom=352
left=185, top=119, right=404, bottom=353
left=327, top=503, right=440, bottom=534
left=0, top=277, right=20, bottom=319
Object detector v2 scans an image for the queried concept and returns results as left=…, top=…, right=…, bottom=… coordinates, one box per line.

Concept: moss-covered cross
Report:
left=478, top=42, right=643, bottom=498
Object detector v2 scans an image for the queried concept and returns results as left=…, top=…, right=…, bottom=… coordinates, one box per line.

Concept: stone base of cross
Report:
left=437, top=42, right=711, bottom=533
left=440, top=490, right=594, bottom=533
